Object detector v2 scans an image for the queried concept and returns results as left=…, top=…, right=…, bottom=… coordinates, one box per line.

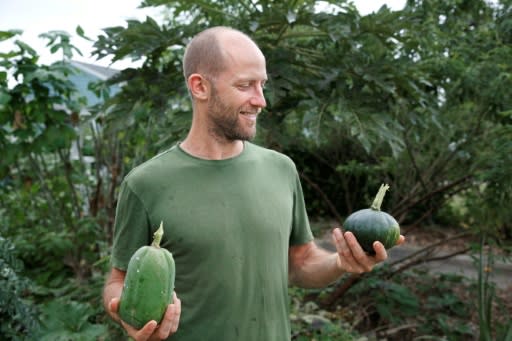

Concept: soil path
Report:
left=315, top=231, right=511, bottom=290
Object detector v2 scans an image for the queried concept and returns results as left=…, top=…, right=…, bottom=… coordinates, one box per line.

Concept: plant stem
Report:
left=478, top=233, right=492, bottom=341
left=371, top=184, right=390, bottom=211
left=152, top=222, right=164, bottom=248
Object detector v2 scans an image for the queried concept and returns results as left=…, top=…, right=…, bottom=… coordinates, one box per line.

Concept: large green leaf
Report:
left=37, top=300, right=108, bottom=341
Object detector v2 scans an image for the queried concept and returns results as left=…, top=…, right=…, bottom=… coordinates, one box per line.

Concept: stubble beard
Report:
left=207, top=87, right=257, bottom=142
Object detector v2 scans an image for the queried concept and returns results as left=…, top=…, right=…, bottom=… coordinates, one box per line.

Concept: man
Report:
left=103, top=26, right=404, bottom=341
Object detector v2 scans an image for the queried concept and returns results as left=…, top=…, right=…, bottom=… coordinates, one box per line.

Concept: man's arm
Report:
left=103, top=267, right=181, bottom=341
left=103, top=268, right=126, bottom=323
left=288, top=228, right=403, bottom=288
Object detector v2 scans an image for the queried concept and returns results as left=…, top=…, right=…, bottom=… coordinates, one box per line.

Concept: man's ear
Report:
left=187, top=73, right=210, bottom=101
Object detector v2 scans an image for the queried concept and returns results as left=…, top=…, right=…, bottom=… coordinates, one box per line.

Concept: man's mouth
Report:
left=240, top=111, right=258, bottom=121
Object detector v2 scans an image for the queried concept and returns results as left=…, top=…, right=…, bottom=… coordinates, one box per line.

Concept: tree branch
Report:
left=300, top=171, right=343, bottom=223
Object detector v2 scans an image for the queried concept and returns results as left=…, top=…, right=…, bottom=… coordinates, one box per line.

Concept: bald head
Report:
left=183, top=26, right=262, bottom=82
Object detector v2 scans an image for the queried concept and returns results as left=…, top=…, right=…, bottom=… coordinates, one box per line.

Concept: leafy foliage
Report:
left=0, top=0, right=511, bottom=340
left=0, top=236, right=39, bottom=340
left=0, top=30, right=115, bottom=340
left=317, top=268, right=475, bottom=340
left=36, top=300, right=107, bottom=341
left=289, top=288, right=360, bottom=341
left=88, top=0, right=512, bottom=229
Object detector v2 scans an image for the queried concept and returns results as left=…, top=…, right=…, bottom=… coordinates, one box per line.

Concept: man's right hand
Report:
left=108, top=292, right=181, bottom=341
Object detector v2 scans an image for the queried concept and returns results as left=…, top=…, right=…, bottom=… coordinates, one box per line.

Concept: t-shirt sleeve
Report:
left=110, top=179, right=151, bottom=271
left=289, top=171, right=314, bottom=246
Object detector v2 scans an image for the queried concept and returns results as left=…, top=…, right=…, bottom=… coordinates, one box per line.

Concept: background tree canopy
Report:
left=0, top=0, right=511, bottom=340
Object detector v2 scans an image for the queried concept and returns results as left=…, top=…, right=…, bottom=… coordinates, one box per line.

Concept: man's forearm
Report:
left=289, top=246, right=344, bottom=288
left=103, top=269, right=125, bottom=322
left=289, top=229, right=392, bottom=289
left=103, top=284, right=122, bottom=320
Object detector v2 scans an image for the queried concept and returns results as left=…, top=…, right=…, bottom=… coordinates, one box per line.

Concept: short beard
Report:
left=207, top=85, right=256, bottom=142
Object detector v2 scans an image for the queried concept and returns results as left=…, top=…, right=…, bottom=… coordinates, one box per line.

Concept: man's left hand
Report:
left=331, top=227, right=405, bottom=273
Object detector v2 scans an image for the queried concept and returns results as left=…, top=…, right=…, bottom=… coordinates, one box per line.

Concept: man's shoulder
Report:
left=124, top=146, right=179, bottom=184
left=246, top=142, right=297, bottom=171
left=247, top=142, right=293, bottom=162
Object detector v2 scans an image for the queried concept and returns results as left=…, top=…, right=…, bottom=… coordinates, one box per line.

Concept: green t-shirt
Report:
left=111, top=142, right=313, bottom=341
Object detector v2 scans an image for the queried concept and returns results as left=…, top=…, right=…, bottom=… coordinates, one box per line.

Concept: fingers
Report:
left=345, top=231, right=377, bottom=272
left=122, top=319, right=158, bottom=341
left=332, top=227, right=349, bottom=255
left=108, top=298, right=123, bottom=323
left=332, top=228, right=387, bottom=273
left=170, top=292, right=181, bottom=333
left=108, top=297, right=120, bottom=314
left=332, top=229, right=366, bottom=273
left=372, top=241, right=387, bottom=262
left=156, top=292, right=181, bottom=339
left=118, top=292, right=181, bottom=341
left=332, top=228, right=358, bottom=271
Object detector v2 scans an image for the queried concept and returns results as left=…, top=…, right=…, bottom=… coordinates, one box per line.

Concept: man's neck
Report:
left=180, top=137, right=244, bottom=160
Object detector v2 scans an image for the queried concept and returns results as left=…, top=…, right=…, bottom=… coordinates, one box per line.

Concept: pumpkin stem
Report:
left=370, top=184, right=390, bottom=211
left=152, top=221, right=164, bottom=248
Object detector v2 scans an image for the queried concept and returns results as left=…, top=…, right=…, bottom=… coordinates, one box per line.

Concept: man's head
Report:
left=183, top=27, right=267, bottom=142
left=183, top=26, right=260, bottom=82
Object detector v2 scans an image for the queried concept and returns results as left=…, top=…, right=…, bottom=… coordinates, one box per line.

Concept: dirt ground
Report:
left=314, top=222, right=512, bottom=337
left=315, top=222, right=512, bottom=290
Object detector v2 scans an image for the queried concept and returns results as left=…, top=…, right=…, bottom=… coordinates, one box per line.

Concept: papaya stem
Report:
left=370, top=184, right=390, bottom=211
left=152, top=221, right=164, bottom=248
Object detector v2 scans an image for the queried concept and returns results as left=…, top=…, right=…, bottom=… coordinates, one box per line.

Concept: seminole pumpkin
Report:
left=343, top=184, right=400, bottom=254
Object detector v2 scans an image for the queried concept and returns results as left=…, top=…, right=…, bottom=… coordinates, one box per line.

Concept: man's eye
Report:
left=237, top=83, right=250, bottom=89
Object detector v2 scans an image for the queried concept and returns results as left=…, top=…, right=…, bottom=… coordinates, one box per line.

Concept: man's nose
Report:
left=251, top=86, right=267, bottom=108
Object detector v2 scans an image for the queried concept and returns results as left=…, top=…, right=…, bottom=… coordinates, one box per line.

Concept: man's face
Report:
left=207, top=82, right=263, bottom=141
left=205, top=38, right=267, bottom=142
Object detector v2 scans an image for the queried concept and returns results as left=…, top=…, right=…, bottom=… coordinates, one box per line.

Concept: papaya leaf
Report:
left=0, top=29, right=23, bottom=41
left=37, top=300, right=107, bottom=341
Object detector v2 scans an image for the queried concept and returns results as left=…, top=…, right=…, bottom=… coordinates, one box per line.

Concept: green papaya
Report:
left=118, top=222, right=175, bottom=329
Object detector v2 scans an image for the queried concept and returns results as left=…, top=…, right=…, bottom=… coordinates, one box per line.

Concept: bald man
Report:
left=103, top=26, right=404, bottom=341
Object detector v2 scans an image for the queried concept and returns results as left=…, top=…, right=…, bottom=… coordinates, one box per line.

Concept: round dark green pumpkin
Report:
left=342, top=184, right=400, bottom=254
left=343, top=208, right=400, bottom=254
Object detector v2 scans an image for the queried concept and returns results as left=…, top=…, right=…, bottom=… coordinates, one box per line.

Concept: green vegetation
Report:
left=1, top=0, right=511, bottom=339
